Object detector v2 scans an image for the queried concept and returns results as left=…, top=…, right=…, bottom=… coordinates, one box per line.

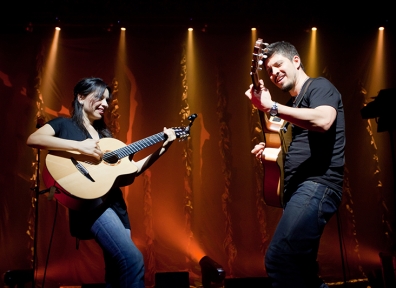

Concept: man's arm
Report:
left=274, top=104, right=336, bottom=132
left=245, top=81, right=337, bottom=133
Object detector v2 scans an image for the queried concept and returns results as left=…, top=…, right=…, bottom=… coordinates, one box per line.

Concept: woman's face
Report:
left=79, top=88, right=109, bottom=124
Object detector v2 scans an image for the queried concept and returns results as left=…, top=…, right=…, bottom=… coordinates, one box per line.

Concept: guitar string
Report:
left=102, top=132, right=166, bottom=161
left=101, top=126, right=188, bottom=162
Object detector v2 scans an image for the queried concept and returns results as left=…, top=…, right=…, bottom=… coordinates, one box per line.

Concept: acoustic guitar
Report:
left=42, top=114, right=197, bottom=210
left=250, top=38, right=285, bottom=208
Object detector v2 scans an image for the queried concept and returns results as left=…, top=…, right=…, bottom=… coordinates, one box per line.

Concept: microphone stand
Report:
left=32, top=147, right=40, bottom=288
left=32, top=117, right=51, bottom=288
left=336, top=210, right=347, bottom=287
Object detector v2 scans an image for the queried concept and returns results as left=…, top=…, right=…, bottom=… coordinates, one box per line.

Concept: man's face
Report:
left=265, top=53, right=299, bottom=92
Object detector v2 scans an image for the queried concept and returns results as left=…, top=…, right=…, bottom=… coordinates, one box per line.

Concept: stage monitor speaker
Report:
left=3, top=269, right=33, bottom=288
left=155, top=271, right=189, bottom=288
left=224, top=277, right=271, bottom=287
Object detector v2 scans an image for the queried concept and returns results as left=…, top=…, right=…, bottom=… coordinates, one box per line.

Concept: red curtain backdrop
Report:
left=1, top=26, right=395, bottom=287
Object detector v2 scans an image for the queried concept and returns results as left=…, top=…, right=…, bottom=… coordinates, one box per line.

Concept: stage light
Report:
left=121, top=27, right=126, bottom=31
left=199, top=256, right=226, bottom=288
left=25, top=22, right=33, bottom=32
left=379, top=26, right=384, bottom=30
left=312, top=27, right=317, bottom=31
left=251, top=27, right=257, bottom=31
left=55, top=27, right=61, bottom=31
left=188, top=28, right=193, bottom=31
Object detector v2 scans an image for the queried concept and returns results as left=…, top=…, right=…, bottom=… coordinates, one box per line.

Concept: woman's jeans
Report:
left=91, top=208, right=145, bottom=288
left=265, top=181, right=342, bottom=288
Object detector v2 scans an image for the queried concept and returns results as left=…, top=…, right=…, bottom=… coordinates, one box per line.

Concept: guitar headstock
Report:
left=173, top=113, right=198, bottom=140
left=250, top=38, right=269, bottom=89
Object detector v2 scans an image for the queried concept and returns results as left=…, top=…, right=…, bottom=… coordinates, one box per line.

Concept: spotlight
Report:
left=199, top=256, right=226, bottom=288
left=106, top=23, right=114, bottom=32
left=25, top=22, right=33, bottom=32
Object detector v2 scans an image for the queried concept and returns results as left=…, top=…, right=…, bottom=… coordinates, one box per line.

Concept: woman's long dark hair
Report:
left=71, top=77, right=112, bottom=138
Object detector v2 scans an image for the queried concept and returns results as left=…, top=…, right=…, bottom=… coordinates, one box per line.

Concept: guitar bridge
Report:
left=71, top=157, right=95, bottom=182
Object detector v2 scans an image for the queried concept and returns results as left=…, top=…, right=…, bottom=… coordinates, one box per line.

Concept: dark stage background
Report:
left=1, top=1, right=395, bottom=287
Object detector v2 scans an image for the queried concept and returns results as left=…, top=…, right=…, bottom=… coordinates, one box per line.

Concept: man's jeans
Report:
left=265, top=181, right=342, bottom=288
left=91, top=208, right=145, bottom=288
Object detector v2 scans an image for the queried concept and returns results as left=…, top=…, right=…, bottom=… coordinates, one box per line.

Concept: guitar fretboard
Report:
left=103, top=132, right=165, bottom=162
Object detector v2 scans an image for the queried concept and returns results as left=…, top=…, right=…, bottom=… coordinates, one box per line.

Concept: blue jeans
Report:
left=265, top=181, right=342, bottom=288
left=91, top=208, right=145, bottom=288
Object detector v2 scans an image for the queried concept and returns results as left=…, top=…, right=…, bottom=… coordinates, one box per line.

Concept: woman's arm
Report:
left=27, top=124, right=103, bottom=160
left=133, top=127, right=176, bottom=175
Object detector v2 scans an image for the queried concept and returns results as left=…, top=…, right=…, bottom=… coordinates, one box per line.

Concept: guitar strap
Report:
left=294, top=78, right=315, bottom=107
left=270, top=78, right=314, bottom=207
left=279, top=77, right=314, bottom=154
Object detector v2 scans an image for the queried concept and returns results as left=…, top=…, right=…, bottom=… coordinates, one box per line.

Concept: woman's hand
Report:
left=163, top=127, right=176, bottom=147
left=78, top=139, right=103, bottom=160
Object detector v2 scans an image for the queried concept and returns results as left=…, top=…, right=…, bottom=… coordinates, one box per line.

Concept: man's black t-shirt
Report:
left=284, top=77, right=345, bottom=194
left=47, top=117, right=131, bottom=239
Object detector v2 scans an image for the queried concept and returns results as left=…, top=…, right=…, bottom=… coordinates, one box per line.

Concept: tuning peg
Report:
left=188, top=113, right=197, bottom=120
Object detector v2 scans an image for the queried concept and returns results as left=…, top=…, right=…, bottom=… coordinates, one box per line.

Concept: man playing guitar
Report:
left=246, top=41, right=345, bottom=288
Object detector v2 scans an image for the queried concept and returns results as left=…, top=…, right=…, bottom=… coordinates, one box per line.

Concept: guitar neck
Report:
left=251, top=71, right=260, bottom=92
left=250, top=70, right=266, bottom=125
left=103, top=132, right=165, bottom=161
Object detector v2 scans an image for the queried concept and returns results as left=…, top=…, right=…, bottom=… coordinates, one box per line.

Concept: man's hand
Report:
left=251, top=142, right=265, bottom=160
left=245, top=80, right=272, bottom=113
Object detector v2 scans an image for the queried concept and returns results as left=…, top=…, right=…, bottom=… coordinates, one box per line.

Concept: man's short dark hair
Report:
left=265, top=41, right=304, bottom=70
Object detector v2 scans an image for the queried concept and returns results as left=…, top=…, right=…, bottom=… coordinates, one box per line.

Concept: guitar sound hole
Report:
left=103, top=153, right=120, bottom=165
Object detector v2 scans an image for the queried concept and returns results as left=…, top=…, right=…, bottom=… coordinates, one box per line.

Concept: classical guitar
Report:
left=42, top=114, right=198, bottom=210
left=250, top=38, right=285, bottom=208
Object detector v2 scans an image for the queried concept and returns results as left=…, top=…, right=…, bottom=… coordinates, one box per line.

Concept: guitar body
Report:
left=43, top=138, right=138, bottom=210
left=42, top=114, right=197, bottom=211
left=261, top=114, right=286, bottom=208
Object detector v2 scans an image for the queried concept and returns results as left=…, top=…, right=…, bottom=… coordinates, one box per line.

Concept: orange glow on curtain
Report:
left=183, top=28, right=201, bottom=267
left=251, top=29, right=257, bottom=49
left=153, top=203, right=206, bottom=263
left=115, top=29, right=136, bottom=203
left=367, top=29, right=385, bottom=98
left=41, top=29, right=62, bottom=113
left=306, top=29, right=319, bottom=77
left=116, top=29, right=126, bottom=82
left=186, top=28, right=196, bottom=103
